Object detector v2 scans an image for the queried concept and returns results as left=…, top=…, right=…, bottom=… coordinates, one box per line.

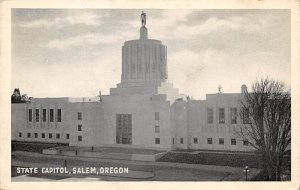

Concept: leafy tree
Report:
left=11, top=88, right=32, bottom=103
left=239, top=78, right=291, bottom=181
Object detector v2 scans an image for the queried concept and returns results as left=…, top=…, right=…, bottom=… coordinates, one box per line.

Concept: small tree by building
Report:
left=239, top=78, right=291, bottom=181
left=11, top=88, right=32, bottom=103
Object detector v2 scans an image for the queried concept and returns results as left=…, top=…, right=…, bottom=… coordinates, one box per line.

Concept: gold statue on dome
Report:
left=141, top=11, right=146, bottom=27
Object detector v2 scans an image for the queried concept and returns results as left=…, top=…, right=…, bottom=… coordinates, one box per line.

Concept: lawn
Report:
left=157, top=151, right=263, bottom=168
left=12, top=141, right=165, bottom=155
left=55, top=146, right=165, bottom=155
left=12, top=141, right=68, bottom=153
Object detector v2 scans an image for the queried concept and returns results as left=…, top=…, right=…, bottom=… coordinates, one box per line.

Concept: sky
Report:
left=11, top=9, right=291, bottom=99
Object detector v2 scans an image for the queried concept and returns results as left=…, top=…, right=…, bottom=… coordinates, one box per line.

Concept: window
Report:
left=43, top=109, right=47, bottom=122
left=56, top=133, right=60, bottom=139
left=66, top=134, right=69, bottom=139
left=28, top=109, right=32, bottom=122
left=207, top=138, right=212, bottom=144
left=207, top=108, right=213, bottom=124
left=50, top=109, right=54, bottom=122
left=243, top=139, right=249, bottom=146
left=155, top=125, right=160, bottom=133
left=155, top=138, right=160, bottom=144
left=155, top=112, right=159, bottom=120
left=78, top=125, right=82, bottom=131
left=19, top=132, right=22, bottom=138
left=49, top=133, right=52, bottom=139
left=219, top=108, right=225, bottom=124
left=57, top=109, right=61, bottom=122
left=78, top=136, right=82, bottom=141
left=193, top=137, right=198, bottom=144
left=116, top=114, right=132, bottom=145
left=242, top=108, right=250, bottom=124
left=27, top=133, right=31, bottom=138
left=231, top=138, right=236, bottom=145
left=42, top=133, right=45, bottom=138
left=219, top=138, right=224, bottom=145
left=230, top=108, right=237, bottom=124
left=34, top=133, right=38, bottom=138
left=78, top=112, right=82, bottom=120
left=180, top=138, right=184, bottom=144
left=35, top=109, right=39, bottom=122
left=172, top=138, right=175, bottom=144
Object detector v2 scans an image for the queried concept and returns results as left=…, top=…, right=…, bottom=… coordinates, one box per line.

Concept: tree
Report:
left=21, top=94, right=32, bottom=102
left=11, top=88, right=32, bottom=103
left=239, top=78, right=291, bottom=181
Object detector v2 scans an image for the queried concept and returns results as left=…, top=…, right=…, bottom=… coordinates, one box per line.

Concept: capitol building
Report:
left=12, top=13, right=254, bottom=152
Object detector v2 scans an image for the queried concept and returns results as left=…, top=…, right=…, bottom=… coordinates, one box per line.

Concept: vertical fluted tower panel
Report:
left=121, top=42, right=167, bottom=82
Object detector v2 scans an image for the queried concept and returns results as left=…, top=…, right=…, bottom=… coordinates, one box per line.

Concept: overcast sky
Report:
left=12, top=9, right=290, bottom=99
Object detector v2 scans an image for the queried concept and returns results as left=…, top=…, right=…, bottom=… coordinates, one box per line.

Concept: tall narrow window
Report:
left=78, top=112, right=82, bottom=120
left=207, top=108, right=213, bottom=124
left=155, top=138, right=160, bottom=144
left=78, top=125, right=82, bottom=131
left=155, top=125, right=160, bottom=133
left=194, top=137, right=198, bottom=144
left=57, top=109, right=61, bottom=122
left=78, top=136, right=82, bottom=141
left=207, top=138, right=212, bottom=144
left=219, top=138, right=224, bottom=145
left=219, top=108, right=225, bottom=124
left=180, top=138, right=183, bottom=144
left=34, top=133, right=38, bottom=138
left=66, top=134, right=70, bottom=139
left=231, top=138, right=236, bottom=145
left=116, top=114, right=122, bottom=144
left=243, top=139, right=249, bottom=146
left=50, top=109, right=54, bottom=122
left=43, top=109, right=47, bottom=122
left=27, top=133, right=31, bottom=138
left=155, top=112, right=159, bottom=120
left=49, top=133, right=52, bottom=139
left=56, top=133, right=60, bottom=139
left=172, top=138, right=175, bottom=144
left=242, top=108, right=250, bottom=124
left=42, top=133, right=45, bottom=138
left=35, top=109, right=39, bottom=122
left=28, top=109, right=32, bottom=122
left=19, top=132, right=22, bottom=138
left=230, top=108, right=237, bottom=124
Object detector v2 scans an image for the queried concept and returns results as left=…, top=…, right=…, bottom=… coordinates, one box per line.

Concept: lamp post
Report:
left=244, top=166, right=250, bottom=181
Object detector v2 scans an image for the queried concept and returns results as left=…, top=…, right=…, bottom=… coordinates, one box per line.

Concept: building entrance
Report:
left=116, top=114, right=132, bottom=144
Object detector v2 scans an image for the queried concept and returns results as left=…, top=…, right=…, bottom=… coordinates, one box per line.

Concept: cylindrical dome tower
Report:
left=120, top=13, right=168, bottom=85
left=110, top=12, right=179, bottom=101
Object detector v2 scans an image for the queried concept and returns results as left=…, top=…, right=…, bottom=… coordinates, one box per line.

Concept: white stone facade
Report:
left=11, top=21, right=255, bottom=152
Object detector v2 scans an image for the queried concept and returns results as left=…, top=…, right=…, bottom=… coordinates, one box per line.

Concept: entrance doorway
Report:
left=116, top=114, right=132, bottom=144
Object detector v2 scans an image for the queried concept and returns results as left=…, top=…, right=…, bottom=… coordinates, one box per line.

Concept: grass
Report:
left=157, top=151, right=263, bottom=168
left=12, top=141, right=68, bottom=153
left=157, top=151, right=291, bottom=181
left=55, top=146, right=165, bottom=155
left=12, top=141, right=164, bottom=155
